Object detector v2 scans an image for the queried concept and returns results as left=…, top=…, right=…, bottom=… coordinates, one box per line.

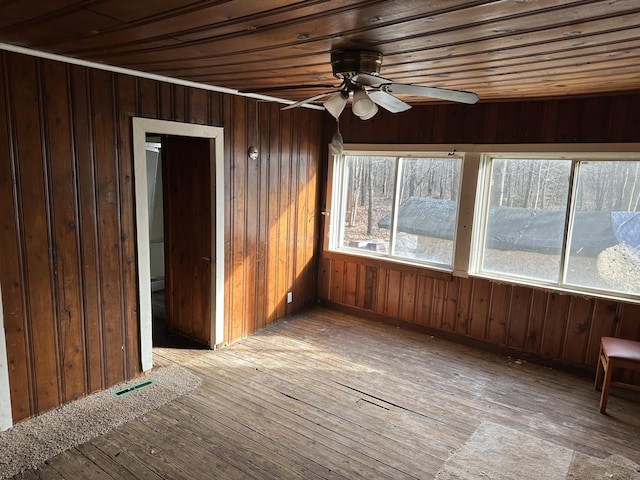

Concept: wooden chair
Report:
left=595, top=337, right=640, bottom=413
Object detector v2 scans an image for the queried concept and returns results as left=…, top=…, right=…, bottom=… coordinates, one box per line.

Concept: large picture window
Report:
left=474, top=155, right=640, bottom=298
left=331, top=152, right=462, bottom=269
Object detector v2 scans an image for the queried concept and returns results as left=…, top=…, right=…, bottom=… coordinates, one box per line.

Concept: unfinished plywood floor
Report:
left=10, top=307, right=640, bottom=479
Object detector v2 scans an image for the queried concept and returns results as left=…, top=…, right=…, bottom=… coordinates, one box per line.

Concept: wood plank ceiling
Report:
left=0, top=0, right=639, bottom=106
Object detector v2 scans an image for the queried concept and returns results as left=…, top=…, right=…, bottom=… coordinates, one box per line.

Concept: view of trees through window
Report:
left=480, top=158, right=640, bottom=296
left=566, top=161, right=640, bottom=295
left=340, top=155, right=461, bottom=267
left=481, top=159, right=572, bottom=281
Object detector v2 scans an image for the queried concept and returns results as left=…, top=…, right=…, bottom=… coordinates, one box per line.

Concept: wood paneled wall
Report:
left=0, top=50, right=323, bottom=423
left=319, top=93, right=640, bottom=372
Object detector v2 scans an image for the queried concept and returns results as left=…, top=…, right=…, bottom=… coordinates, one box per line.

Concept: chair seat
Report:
left=601, top=337, right=640, bottom=362
left=596, top=336, right=640, bottom=413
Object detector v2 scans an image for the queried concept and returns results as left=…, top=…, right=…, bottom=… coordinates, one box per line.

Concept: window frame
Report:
left=471, top=150, right=640, bottom=301
left=326, top=144, right=469, bottom=272
left=325, top=143, right=640, bottom=305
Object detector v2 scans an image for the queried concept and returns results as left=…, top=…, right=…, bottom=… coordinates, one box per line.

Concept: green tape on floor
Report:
left=112, top=379, right=156, bottom=398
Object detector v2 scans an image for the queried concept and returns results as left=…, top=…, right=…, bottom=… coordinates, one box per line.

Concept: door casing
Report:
left=133, top=118, right=224, bottom=371
left=0, top=282, right=11, bottom=431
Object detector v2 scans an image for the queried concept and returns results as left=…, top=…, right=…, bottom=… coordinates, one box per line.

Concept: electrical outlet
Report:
left=286, top=291, right=293, bottom=303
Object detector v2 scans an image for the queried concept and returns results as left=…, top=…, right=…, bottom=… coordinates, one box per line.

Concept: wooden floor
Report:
left=10, top=307, right=640, bottom=479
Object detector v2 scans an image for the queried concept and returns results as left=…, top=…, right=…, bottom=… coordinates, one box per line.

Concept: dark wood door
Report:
left=162, top=136, right=212, bottom=346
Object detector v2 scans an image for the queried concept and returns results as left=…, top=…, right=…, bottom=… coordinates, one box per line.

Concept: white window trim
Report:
left=326, top=143, right=640, bottom=304
left=327, top=144, right=468, bottom=271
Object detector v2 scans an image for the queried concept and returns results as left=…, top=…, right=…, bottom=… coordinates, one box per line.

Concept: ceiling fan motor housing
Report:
left=331, top=50, right=382, bottom=78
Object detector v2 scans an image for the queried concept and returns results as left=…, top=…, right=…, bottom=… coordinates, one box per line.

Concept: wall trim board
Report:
left=0, top=282, right=12, bottom=431
left=0, top=43, right=322, bottom=111
left=132, top=118, right=225, bottom=371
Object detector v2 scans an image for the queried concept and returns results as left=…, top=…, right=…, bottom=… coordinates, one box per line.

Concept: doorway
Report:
left=133, top=118, right=224, bottom=371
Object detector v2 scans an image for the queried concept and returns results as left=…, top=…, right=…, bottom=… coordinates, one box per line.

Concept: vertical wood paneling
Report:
left=255, top=102, right=269, bottom=330
left=343, top=261, right=357, bottom=306
left=265, top=103, right=280, bottom=326
left=330, top=259, right=345, bottom=304
left=42, top=60, right=84, bottom=403
left=469, top=279, right=491, bottom=339
left=507, top=286, right=531, bottom=350
left=455, top=276, right=473, bottom=335
left=385, top=270, right=402, bottom=318
left=430, top=279, right=446, bottom=330
left=487, top=283, right=509, bottom=344
left=618, top=303, right=640, bottom=339
left=442, top=279, right=458, bottom=332
left=317, top=257, right=331, bottom=301
left=1, top=51, right=324, bottom=423
left=525, top=290, right=547, bottom=353
left=398, top=272, right=416, bottom=322
left=158, top=82, right=172, bottom=121
left=416, top=276, right=434, bottom=327
left=278, top=109, right=293, bottom=319
left=114, top=74, right=139, bottom=379
left=354, top=264, right=367, bottom=309
left=14, top=55, right=60, bottom=414
left=540, top=293, right=569, bottom=359
left=90, top=69, right=126, bottom=388
left=136, top=78, right=157, bottom=118
left=288, top=108, right=300, bottom=314
left=186, top=88, right=208, bottom=125
left=0, top=52, right=31, bottom=421
left=585, top=300, right=618, bottom=365
left=562, top=297, right=593, bottom=365
left=363, top=265, right=376, bottom=310
left=230, top=96, right=246, bottom=340
left=374, top=267, right=388, bottom=315
left=244, top=99, right=258, bottom=335
left=172, top=85, right=186, bottom=123
left=69, top=65, right=103, bottom=395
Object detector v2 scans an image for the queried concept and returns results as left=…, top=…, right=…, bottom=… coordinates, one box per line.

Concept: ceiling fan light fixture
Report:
left=352, top=88, right=376, bottom=118
left=323, top=91, right=348, bottom=119
left=359, top=102, right=378, bottom=120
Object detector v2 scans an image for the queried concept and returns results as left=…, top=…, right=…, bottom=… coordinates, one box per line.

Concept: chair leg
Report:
left=599, top=358, right=613, bottom=414
left=595, top=347, right=604, bottom=391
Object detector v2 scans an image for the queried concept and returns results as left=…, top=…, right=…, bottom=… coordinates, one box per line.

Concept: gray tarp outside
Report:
left=377, top=197, right=639, bottom=257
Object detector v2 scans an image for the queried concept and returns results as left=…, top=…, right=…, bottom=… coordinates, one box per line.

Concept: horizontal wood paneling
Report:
left=319, top=94, right=640, bottom=372
left=0, top=50, right=323, bottom=423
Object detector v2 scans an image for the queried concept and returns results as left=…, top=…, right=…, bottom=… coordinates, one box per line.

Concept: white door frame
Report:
left=0, top=282, right=12, bottom=431
left=133, top=118, right=225, bottom=371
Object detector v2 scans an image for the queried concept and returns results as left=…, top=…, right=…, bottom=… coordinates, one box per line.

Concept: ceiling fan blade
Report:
left=239, top=84, right=338, bottom=94
left=281, top=91, right=339, bottom=110
left=351, top=73, right=393, bottom=87
left=368, top=90, right=412, bottom=113
left=385, top=83, right=479, bottom=104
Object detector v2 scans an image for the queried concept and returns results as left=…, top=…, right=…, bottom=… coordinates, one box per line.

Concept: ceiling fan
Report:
left=276, top=50, right=479, bottom=120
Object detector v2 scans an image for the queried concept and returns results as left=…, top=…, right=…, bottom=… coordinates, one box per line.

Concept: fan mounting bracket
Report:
left=331, top=50, right=382, bottom=79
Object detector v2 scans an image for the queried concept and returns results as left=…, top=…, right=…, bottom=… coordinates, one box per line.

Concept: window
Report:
left=330, top=151, right=462, bottom=269
left=327, top=145, right=640, bottom=302
left=477, top=158, right=572, bottom=282
left=474, top=155, right=640, bottom=298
